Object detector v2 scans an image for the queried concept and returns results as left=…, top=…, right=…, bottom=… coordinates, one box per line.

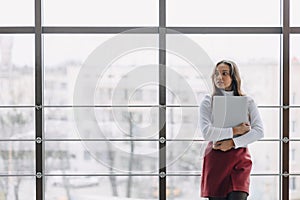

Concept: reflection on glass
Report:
left=43, top=0, right=158, bottom=26
left=45, top=107, right=159, bottom=139
left=0, top=108, right=34, bottom=139
left=290, top=142, right=300, bottom=174
left=45, top=176, right=157, bottom=200
left=45, top=141, right=158, bottom=173
left=167, top=34, right=280, bottom=106
left=0, top=35, right=34, bottom=105
left=0, top=176, right=35, bottom=200
left=0, top=142, right=35, bottom=174
left=167, top=0, right=280, bottom=26
left=44, top=34, right=158, bottom=105
left=249, top=142, right=279, bottom=174
left=290, top=35, right=300, bottom=105
left=0, top=0, right=34, bottom=26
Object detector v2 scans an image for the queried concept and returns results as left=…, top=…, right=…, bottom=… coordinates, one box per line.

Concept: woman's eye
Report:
left=222, top=72, right=228, bottom=76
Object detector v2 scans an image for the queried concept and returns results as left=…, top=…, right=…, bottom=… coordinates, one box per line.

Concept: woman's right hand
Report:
left=232, top=122, right=251, bottom=136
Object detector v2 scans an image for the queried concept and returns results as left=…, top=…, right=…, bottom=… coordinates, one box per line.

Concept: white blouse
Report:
left=199, top=91, right=264, bottom=148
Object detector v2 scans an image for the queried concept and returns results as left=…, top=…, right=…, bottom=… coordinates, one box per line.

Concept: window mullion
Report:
left=282, top=0, right=290, bottom=198
left=35, top=0, right=43, bottom=200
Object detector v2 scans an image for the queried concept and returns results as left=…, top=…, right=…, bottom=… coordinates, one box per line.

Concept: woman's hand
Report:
left=232, top=122, right=251, bottom=136
left=213, top=139, right=235, bottom=151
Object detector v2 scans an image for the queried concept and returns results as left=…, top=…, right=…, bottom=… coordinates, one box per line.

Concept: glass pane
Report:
left=0, top=108, right=34, bottom=139
left=0, top=35, right=34, bottom=105
left=167, top=176, right=279, bottom=200
left=45, top=107, right=159, bottom=139
left=290, top=176, right=300, bottom=199
left=0, top=1, right=34, bottom=26
left=44, top=34, right=158, bottom=105
left=43, top=0, right=158, bottom=26
left=167, top=141, right=206, bottom=173
left=290, top=142, right=300, bottom=173
left=45, top=176, right=157, bottom=199
left=167, top=176, right=201, bottom=199
left=291, top=35, right=300, bottom=105
left=0, top=142, right=35, bottom=174
left=258, top=108, right=279, bottom=139
left=167, top=108, right=201, bottom=140
left=45, top=141, right=158, bottom=173
left=249, top=141, right=279, bottom=174
left=249, top=176, right=279, bottom=200
left=0, top=176, right=35, bottom=200
left=290, top=109, right=300, bottom=139
left=167, top=0, right=280, bottom=27
left=167, top=34, right=280, bottom=106
left=291, top=0, right=300, bottom=26
left=166, top=54, right=209, bottom=105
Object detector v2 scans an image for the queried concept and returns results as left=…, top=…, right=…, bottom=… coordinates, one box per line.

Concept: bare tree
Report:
left=126, top=112, right=134, bottom=198
left=45, top=143, right=72, bottom=200
left=0, top=109, right=30, bottom=200
left=106, top=143, right=119, bottom=196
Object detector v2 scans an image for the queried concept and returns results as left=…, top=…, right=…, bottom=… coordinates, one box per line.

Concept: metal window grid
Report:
left=0, top=0, right=298, bottom=199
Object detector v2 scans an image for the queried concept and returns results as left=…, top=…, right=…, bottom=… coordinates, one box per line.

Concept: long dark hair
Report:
left=211, top=60, right=245, bottom=96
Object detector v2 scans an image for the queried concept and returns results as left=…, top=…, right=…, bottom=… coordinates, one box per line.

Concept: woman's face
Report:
left=214, top=63, right=233, bottom=90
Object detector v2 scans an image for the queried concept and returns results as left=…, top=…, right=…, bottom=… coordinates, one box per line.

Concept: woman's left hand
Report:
left=213, top=139, right=235, bottom=151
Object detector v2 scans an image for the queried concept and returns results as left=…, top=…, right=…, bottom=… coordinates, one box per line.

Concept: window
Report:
left=0, top=0, right=297, bottom=199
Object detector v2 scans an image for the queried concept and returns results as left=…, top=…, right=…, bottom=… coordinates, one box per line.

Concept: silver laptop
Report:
left=212, top=96, right=248, bottom=128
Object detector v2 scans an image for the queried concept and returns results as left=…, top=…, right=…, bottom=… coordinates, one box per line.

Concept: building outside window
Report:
left=0, top=0, right=299, bottom=199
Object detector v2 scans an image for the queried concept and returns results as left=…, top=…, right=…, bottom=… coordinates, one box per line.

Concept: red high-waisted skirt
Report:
left=201, top=142, right=252, bottom=198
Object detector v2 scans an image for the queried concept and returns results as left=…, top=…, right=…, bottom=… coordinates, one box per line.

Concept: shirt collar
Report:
left=221, top=90, right=234, bottom=96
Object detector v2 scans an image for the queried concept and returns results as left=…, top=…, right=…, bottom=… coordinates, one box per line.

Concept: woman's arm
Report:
left=232, top=97, right=264, bottom=148
left=200, top=95, right=234, bottom=141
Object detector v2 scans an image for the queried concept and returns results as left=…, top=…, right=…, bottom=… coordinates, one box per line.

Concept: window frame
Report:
left=0, top=0, right=297, bottom=199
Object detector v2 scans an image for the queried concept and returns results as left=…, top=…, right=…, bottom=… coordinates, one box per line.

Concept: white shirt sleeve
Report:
left=199, top=95, right=234, bottom=141
left=199, top=95, right=264, bottom=147
left=232, top=96, right=264, bottom=148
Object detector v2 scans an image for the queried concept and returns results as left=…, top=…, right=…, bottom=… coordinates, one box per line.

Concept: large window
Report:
left=43, top=0, right=158, bottom=26
left=167, top=0, right=280, bottom=27
left=0, top=0, right=297, bottom=200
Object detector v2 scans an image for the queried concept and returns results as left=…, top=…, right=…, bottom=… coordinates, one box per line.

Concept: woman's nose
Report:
left=216, top=74, right=222, bottom=80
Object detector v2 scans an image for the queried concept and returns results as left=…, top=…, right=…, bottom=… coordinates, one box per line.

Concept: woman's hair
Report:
left=211, top=60, right=244, bottom=96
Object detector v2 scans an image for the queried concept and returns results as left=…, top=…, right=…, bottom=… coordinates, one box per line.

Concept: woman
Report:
left=200, top=60, right=264, bottom=200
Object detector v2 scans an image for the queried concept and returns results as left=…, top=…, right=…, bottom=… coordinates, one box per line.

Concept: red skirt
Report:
left=201, top=142, right=252, bottom=198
